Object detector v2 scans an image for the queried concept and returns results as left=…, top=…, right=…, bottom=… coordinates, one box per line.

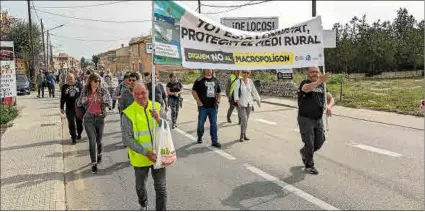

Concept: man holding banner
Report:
left=192, top=69, right=222, bottom=148
left=297, top=66, right=334, bottom=175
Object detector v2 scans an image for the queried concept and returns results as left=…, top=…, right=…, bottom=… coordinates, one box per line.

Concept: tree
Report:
left=92, top=55, right=100, bottom=69
left=324, top=8, right=424, bottom=75
left=4, top=19, right=43, bottom=65
left=80, top=57, right=88, bottom=71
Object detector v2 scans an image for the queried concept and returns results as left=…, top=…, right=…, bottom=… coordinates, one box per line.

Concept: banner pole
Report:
left=322, top=58, right=329, bottom=132
left=151, top=0, right=157, bottom=151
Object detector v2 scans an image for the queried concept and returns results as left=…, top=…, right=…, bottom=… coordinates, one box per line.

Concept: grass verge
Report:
left=0, top=106, right=19, bottom=125
left=292, top=72, right=424, bottom=117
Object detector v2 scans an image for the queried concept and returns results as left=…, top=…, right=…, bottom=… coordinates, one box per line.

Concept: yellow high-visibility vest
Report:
left=123, top=100, right=161, bottom=167
left=229, top=74, right=240, bottom=96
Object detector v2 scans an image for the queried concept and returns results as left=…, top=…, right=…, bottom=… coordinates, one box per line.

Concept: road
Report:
left=63, top=90, right=424, bottom=210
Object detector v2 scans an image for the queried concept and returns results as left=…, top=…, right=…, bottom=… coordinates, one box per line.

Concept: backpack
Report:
left=229, top=79, right=242, bottom=106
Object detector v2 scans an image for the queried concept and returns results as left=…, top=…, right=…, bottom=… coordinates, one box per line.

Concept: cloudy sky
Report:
left=2, top=1, right=423, bottom=59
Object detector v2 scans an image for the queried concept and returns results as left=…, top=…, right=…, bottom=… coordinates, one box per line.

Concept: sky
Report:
left=2, top=1, right=424, bottom=59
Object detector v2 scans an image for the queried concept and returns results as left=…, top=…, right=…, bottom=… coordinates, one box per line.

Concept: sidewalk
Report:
left=182, top=83, right=423, bottom=130
left=1, top=93, right=66, bottom=210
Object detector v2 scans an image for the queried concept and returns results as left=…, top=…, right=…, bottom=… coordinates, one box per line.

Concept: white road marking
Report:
left=174, top=128, right=236, bottom=160
left=243, top=163, right=339, bottom=211
left=255, top=118, right=277, bottom=125
left=348, top=143, right=402, bottom=157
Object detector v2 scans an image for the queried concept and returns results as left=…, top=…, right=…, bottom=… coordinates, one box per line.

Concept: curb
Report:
left=55, top=112, right=66, bottom=210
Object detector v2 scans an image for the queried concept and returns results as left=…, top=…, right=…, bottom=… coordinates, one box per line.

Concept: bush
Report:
left=251, top=71, right=276, bottom=82
left=0, top=107, right=19, bottom=125
left=180, top=70, right=201, bottom=84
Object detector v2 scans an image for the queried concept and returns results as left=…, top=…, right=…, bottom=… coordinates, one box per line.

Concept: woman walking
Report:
left=77, top=73, right=112, bottom=173
left=166, top=72, right=183, bottom=129
left=104, top=74, right=115, bottom=111
left=233, top=70, right=261, bottom=142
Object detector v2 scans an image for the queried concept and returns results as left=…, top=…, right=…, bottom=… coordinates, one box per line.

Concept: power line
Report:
left=35, top=1, right=129, bottom=9
left=32, top=8, right=151, bottom=23
left=201, top=0, right=272, bottom=14
left=31, top=1, right=42, bottom=24
left=202, top=1, right=258, bottom=8
left=50, top=33, right=133, bottom=42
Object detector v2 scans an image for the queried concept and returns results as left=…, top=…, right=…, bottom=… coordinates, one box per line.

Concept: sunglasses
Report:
left=92, top=79, right=100, bottom=83
left=129, top=79, right=136, bottom=82
left=242, top=72, right=250, bottom=74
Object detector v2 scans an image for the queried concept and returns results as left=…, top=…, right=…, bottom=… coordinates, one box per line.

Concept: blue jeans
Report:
left=197, top=106, right=218, bottom=144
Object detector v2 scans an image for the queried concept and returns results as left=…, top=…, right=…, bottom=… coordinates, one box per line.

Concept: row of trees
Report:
left=325, top=8, right=424, bottom=75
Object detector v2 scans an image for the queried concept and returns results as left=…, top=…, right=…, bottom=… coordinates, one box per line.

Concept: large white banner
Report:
left=153, top=1, right=325, bottom=70
left=0, top=41, right=16, bottom=98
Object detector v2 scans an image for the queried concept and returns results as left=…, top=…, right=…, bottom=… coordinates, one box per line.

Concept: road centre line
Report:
left=243, top=163, right=340, bottom=211
left=255, top=118, right=277, bottom=125
left=174, top=128, right=236, bottom=160
left=348, top=143, right=402, bottom=157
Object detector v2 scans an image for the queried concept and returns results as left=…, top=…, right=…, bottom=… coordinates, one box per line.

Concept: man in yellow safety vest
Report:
left=226, top=70, right=241, bottom=123
left=121, top=82, right=166, bottom=210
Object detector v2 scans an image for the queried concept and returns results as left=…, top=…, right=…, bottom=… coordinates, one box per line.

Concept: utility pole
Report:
left=197, top=0, right=201, bottom=13
left=312, top=0, right=316, bottom=17
left=41, top=19, right=46, bottom=72
left=50, top=36, right=53, bottom=70
left=46, top=30, right=49, bottom=72
left=27, top=0, right=35, bottom=82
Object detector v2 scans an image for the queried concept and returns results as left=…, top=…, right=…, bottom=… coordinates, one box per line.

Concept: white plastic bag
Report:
left=154, top=119, right=177, bottom=169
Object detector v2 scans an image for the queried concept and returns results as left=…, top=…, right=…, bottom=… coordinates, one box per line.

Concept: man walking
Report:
left=297, top=66, right=334, bottom=175
left=37, top=70, right=45, bottom=98
left=121, top=82, right=166, bottom=210
left=117, top=72, right=139, bottom=117
left=226, top=70, right=241, bottom=124
left=60, top=73, right=83, bottom=144
left=192, top=69, right=222, bottom=148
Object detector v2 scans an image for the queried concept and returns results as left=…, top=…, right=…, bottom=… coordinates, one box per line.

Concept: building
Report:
left=0, top=10, right=16, bottom=40
left=115, top=44, right=130, bottom=73
left=52, top=53, right=79, bottom=71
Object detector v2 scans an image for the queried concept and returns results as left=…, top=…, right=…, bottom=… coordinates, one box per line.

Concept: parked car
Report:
left=16, top=74, right=30, bottom=95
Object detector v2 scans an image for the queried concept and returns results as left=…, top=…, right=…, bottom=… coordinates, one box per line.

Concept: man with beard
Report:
left=297, top=66, right=334, bottom=175
left=60, top=73, right=83, bottom=144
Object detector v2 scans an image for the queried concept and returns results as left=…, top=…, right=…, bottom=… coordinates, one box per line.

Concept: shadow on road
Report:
left=176, top=142, right=210, bottom=158
left=46, top=142, right=126, bottom=158
left=221, top=181, right=289, bottom=210
left=1, top=162, right=131, bottom=189
left=1, top=139, right=62, bottom=151
left=221, top=166, right=306, bottom=210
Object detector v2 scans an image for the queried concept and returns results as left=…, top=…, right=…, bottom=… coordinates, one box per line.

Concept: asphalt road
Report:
left=63, top=90, right=424, bottom=210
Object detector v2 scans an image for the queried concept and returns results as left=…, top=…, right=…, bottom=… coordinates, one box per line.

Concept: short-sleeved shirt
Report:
left=192, top=77, right=221, bottom=108
left=166, top=82, right=183, bottom=99
left=297, top=79, right=325, bottom=120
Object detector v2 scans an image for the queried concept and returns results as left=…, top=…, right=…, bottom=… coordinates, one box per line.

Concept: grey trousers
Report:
left=227, top=101, right=241, bottom=123
left=83, top=113, right=105, bottom=163
left=238, top=106, right=251, bottom=134
left=297, top=116, right=326, bottom=168
left=134, top=166, right=167, bottom=211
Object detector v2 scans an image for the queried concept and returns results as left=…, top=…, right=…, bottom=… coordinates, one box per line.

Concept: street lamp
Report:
left=45, top=24, right=65, bottom=72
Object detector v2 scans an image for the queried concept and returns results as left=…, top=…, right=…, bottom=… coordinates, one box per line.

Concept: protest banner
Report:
left=220, top=16, right=279, bottom=32
left=152, top=0, right=325, bottom=70
left=0, top=41, right=17, bottom=99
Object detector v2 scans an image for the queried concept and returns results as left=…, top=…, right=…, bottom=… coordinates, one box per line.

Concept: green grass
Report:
left=0, top=106, right=19, bottom=125
left=291, top=72, right=424, bottom=117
